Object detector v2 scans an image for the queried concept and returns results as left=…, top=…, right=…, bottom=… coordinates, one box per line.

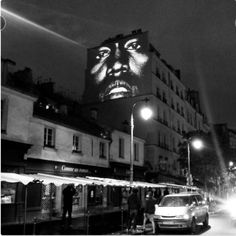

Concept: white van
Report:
left=154, top=192, right=209, bottom=234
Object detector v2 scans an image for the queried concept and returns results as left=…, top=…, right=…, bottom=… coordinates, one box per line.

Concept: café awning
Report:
left=28, top=173, right=103, bottom=186
left=0, top=172, right=35, bottom=185
left=86, top=176, right=167, bottom=188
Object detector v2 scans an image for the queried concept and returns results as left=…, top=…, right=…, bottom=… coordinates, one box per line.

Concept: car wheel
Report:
left=203, top=214, right=209, bottom=228
left=190, top=218, right=197, bottom=234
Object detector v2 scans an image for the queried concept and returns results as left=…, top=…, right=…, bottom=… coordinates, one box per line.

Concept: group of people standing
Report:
left=127, top=187, right=169, bottom=234
left=61, top=183, right=170, bottom=233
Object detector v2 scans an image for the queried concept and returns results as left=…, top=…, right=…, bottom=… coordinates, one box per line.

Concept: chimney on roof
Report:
left=1, top=58, right=16, bottom=85
left=115, top=34, right=123, bottom=39
left=132, top=29, right=142, bottom=34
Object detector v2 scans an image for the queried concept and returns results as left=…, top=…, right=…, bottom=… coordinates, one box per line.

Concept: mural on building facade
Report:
left=85, top=31, right=151, bottom=102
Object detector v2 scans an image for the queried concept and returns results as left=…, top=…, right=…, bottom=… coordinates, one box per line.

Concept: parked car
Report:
left=154, top=192, right=209, bottom=234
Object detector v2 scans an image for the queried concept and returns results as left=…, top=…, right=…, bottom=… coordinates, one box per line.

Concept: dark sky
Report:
left=1, top=0, right=236, bottom=128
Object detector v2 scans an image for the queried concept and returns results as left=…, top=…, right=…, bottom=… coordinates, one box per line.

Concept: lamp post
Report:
left=130, top=98, right=153, bottom=185
left=186, top=138, right=203, bottom=186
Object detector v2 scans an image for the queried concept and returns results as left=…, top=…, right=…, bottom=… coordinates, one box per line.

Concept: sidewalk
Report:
left=110, top=224, right=154, bottom=235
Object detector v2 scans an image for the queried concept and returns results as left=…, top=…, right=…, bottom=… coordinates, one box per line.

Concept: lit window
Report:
left=44, top=127, right=55, bottom=148
left=119, top=138, right=125, bottom=158
left=134, top=142, right=139, bottom=161
left=72, top=134, right=82, bottom=153
left=99, top=142, right=106, bottom=159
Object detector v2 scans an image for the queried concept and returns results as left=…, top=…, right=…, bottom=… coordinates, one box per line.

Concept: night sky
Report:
left=1, top=0, right=236, bottom=128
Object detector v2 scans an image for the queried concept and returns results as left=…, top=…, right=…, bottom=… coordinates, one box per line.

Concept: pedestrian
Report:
left=154, top=188, right=162, bottom=204
left=62, top=184, right=76, bottom=228
left=143, top=191, right=157, bottom=234
left=164, top=187, right=169, bottom=196
left=127, top=188, right=141, bottom=233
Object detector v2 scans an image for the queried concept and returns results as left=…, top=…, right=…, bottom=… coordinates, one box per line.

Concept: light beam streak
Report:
left=1, top=7, right=84, bottom=47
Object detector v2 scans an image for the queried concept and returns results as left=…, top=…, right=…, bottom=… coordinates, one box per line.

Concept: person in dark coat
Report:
left=127, top=188, right=141, bottom=232
left=62, top=184, right=76, bottom=227
left=143, top=191, right=157, bottom=234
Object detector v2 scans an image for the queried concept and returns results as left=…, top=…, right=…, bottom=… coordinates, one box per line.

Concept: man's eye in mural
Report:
left=124, top=39, right=141, bottom=51
left=96, top=47, right=111, bottom=60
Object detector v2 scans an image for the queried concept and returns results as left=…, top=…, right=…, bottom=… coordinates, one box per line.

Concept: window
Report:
left=162, top=92, right=167, bottom=103
left=1, top=182, right=16, bottom=204
left=72, top=134, right=82, bottom=153
left=1, top=99, right=8, bottom=133
left=159, top=156, right=167, bottom=171
left=156, top=87, right=161, bottom=99
left=176, top=86, right=179, bottom=96
left=162, top=72, right=166, bottom=83
left=177, top=103, right=180, bottom=113
left=134, top=143, right=139, bottom=161
left=87, top=185, right=103, bottom=206
left=156, top=66, right=160, bottom=77
left=28, top=183, right=42, bottom=208
left=90, top=108, right=98, bottom=120
left=99, top=142, right=107, bottom=158
left=44, top=127, right=55, bottom=148
left=119, top=138, right=124, bottom=158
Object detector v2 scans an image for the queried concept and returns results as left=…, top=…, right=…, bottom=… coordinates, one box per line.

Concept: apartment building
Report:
left=82, top=29, right=209, bottom=184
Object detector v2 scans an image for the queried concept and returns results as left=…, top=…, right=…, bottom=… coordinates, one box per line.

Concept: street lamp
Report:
left=130, top=98, right=153, bottom=185
left=187, top=138, right=204, bottom=186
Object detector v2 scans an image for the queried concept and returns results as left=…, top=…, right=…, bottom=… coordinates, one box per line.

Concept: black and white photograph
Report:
left=1, top=0, right=236, bottom=235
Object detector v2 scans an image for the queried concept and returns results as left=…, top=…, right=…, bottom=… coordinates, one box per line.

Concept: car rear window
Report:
left=159, top=196, right=190, bottom=207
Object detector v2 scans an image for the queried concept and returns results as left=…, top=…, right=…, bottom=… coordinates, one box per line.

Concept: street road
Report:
left=154, top=211, right=236, bottom=235
left=113, top=211, right=236, bottom=235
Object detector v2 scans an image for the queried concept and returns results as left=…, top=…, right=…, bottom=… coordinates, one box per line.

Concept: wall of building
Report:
left=1, top=86, right=36, bottom=144
left=27, top=117, right=110, bottom=168
left=110, top=129, right=144, bottom=166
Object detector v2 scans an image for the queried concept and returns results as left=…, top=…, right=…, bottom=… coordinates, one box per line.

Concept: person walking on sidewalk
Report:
left=127, top=188, right=141, bottom=233
left=143, top=191, right=157, bottom=234
left=62, top=184, right=76, bottom=228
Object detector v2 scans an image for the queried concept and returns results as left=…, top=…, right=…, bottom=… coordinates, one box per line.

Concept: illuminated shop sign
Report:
left=85, top=32, right=150, bottom=102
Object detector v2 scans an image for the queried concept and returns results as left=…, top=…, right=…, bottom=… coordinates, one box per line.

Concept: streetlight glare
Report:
left=140, top=107, right=153, bottom=120
left=191, top=139, right=203, bottom=150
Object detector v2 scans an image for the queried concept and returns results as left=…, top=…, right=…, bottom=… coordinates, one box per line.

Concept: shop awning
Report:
left=159, top=182, right=199, bottom=191
left=1, top=172, right=199, bottom=190
left=1, top=172, right=35, bottom=185
left=28, top=173, right=103, bottom=186
left=86, top=176, right=167, bottom=188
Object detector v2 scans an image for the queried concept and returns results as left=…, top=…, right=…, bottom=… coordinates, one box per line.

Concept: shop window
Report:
left=44, top=127, right=55, bottom=148
left=119, top=138, right=125, bottom=158
left=72, top=134, right=82, bottom=153
left=1, top=182, right=16, bottom=204
left=99, top=142, right=107, bottom=159
left=87, top=185, right=103, bottom=206
left=107, top=186, right=122, bottom=207
left=27, top=182, right=42, bottom=209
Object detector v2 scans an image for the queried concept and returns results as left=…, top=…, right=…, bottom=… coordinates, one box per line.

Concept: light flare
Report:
left=1, top=7, right=83, bottom=47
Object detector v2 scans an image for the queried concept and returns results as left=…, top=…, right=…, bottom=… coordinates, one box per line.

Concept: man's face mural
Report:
left=89, top=35, right=149, bottom=101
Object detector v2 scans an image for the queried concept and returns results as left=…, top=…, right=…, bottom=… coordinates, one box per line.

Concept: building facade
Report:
left=82, top=29, right=209, bottom=184
left=1, top=71, right=145, bottom=224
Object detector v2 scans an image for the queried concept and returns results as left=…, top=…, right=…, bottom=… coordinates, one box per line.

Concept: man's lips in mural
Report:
left=104, top=80, right=132, bottom=98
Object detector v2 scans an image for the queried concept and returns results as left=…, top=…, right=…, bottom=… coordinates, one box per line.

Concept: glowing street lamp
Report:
left=229, top=161, right=234, bottom=168
left=187, top=138, right=204, bottom=186
left=130, top=98, right=153, bottom=185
